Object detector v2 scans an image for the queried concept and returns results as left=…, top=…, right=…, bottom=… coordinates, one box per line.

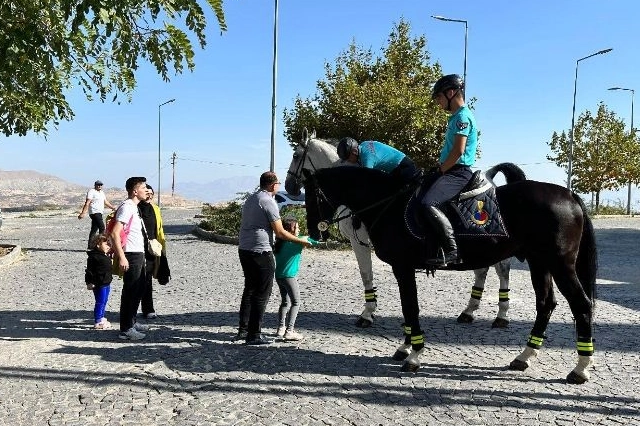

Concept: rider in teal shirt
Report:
left=337, top=138, right=419, bottom=185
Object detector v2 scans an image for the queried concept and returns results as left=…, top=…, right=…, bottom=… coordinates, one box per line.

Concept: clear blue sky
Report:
left=1, top=1, right=638, bottom=205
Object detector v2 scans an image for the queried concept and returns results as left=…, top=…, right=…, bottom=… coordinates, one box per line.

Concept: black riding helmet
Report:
left=431, top=74, right=464, bottom=99
left=337, top=137, right=359, bottom=160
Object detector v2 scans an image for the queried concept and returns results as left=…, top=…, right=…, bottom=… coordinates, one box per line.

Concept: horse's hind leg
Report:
left=552, top=265, right=595, bottom=384
left=510, top=262, right=556, bottom=372
left=492, top=258, right=511, bottom=328
left=458, top=268, right=488, bottom=323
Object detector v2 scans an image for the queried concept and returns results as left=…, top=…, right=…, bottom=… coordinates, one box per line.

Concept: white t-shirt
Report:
left=86, top=188, right=107, bottom=215
left=116, top=199, right=145, bottom=253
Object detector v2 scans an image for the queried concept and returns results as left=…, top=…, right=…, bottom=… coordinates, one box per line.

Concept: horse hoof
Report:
left=491, top=318, right=509, bottom=328
left=509, top=359, right=529, bottom=371
left=566, top=371, right=588, bottom=385
left=401, top=362, right=419, bottom=373
left=355, top=317, right=373, bottom=328
left=392, top=350, right=410, bottom=361
left=457, top=312, right=473, bottom=323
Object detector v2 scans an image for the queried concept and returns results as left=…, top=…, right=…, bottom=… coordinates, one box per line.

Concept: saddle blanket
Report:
left=405, top=181, right=509, bottom=240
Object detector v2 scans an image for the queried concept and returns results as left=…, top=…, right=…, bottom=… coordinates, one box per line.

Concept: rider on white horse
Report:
left=336, top=138, right=421, bottom=186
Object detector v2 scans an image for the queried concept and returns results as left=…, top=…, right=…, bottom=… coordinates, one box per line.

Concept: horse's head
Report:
left=284, top=129, right=340, bottom=195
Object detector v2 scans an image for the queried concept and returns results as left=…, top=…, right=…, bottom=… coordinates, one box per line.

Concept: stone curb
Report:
left=0, top=244, right=22, bottom=268
left=192, top=226, right=239, bottom=245
left=192, top=226, right=349, bottom=250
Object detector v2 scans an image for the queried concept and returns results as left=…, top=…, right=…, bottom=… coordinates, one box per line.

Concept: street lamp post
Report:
left=269, top=0, right=279, bottom=172
left=431, top=15, right=468, bottom=89
left=158, top=98, right=176, bottom=207
left=608, top=86, right=635, bottom=214
left=567, top=48, right=613, bottom=191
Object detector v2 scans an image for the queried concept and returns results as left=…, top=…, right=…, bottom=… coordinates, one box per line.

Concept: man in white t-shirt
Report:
left=78, top=180, right=115, bottom=248
left=111, top=176, right=150, bottom=340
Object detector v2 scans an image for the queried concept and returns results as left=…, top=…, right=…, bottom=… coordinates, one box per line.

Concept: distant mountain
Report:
left=0, top=170, right=200, bottom=211
left=175, top=176, right=258, bottom=203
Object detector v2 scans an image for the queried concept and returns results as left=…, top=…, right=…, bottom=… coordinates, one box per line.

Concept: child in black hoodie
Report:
left=85, top=233, right=113, bottom=329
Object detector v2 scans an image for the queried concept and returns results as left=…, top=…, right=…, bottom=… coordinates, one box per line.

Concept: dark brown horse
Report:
left=307, top=165, right=597, bottom=384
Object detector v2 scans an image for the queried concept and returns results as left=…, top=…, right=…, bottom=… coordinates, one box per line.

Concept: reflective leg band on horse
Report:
left=497, top=288, right=510, bottom=319
left=577, top=338, right=594, bottom=356
left=526, top=334, right=544, bottom=349
left=471, top=286, right=484, bottom=299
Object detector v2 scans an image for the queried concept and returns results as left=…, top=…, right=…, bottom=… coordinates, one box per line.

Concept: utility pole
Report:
left=171, top=152, right=177, bottom=197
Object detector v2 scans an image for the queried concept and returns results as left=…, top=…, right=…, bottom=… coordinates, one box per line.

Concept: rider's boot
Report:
left=424, top=206, right=460, bottom=266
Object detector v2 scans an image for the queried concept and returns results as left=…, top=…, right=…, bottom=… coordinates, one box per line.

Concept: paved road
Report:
left=0, top=209, right=638, bottom=425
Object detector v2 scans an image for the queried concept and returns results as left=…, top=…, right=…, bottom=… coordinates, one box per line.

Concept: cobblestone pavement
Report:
left=0, top=209, right=638, bottom=425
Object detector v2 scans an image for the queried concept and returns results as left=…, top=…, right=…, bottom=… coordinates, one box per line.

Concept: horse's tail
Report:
left=572, top=193, right=598, bottom=304
left=485, top=162, right=527, bottom=184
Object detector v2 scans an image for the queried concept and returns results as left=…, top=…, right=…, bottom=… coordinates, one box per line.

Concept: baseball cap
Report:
left=94, top=180, right=103, bottom=186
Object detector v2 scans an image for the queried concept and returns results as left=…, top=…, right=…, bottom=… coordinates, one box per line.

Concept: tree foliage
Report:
left=282, top=19, right=448, bottom=168
left=0, top=0, right=226, bottom=137
left=547, top=102, right=640, bottom=208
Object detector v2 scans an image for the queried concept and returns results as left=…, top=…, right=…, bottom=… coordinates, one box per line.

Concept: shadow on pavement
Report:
left=0, top=309, right=636, bottom=353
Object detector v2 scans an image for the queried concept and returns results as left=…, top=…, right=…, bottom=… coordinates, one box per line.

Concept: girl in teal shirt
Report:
left=274, top=216, right=317, bottom=341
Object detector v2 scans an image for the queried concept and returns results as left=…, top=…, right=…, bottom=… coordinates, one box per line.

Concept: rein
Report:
left=314, top=180, right=415, bottom=235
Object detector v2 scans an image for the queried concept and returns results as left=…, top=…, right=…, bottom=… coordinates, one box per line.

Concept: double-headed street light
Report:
left=567, top=48, right=613, bottom=191
left=158, top=98, right=176, bottom=207
left=608, top=86, right=635, bottom=214
left=431, top=15, right=468, bottom=89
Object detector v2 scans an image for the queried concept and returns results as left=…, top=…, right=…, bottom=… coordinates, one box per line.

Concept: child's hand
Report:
left=306, top=237, right=319, bottom=246
left=86, top=283, right=95, bottom=290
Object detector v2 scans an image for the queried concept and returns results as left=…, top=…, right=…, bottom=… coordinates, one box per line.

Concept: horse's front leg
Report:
left=390, top=264, right=424, bottom=373
left=340, top=213, right=376, bottom=328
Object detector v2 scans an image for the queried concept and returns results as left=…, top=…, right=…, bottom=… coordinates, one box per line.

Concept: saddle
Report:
left=404, top=170, right=509, bottom=241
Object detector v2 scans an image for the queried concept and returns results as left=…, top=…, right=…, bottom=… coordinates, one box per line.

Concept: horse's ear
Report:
left=301, top=128, right=309, bottom=148
left=311, top=129, right=316, bottom=139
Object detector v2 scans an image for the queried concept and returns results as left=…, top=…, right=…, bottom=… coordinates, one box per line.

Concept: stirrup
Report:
left=426, top=249, right=460, bottom=267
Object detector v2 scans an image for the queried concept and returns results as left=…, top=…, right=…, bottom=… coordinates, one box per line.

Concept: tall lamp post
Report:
left=608, top=86, right=635, bottom=214
left=158, top=98, right=176, bottom=207
left=567, top=48, right=613, bottom=191
left=269, top=0, right=279, bottom=172
left=431, top=15, right=468, bottom=88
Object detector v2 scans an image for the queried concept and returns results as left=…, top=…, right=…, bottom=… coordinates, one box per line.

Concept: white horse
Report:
left=284, top=132, right=513, bottom=328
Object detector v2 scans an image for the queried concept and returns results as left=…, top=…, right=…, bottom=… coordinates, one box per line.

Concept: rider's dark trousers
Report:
left=421, top=165, right=473, bottom=207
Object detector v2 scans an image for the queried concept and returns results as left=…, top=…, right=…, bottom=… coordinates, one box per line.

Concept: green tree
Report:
left=547, top=102, right=637, bottom=211
left=282, top=19, right=449, bottom=168
left=0, top=0, right=226, bottom=137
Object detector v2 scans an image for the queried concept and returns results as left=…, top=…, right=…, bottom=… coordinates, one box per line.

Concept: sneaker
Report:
left=99, top=318, right=111, bottom=326
left=94, top=322, right=112, bottom=330
left=133, top=322, right=150, bottom=332
left=232, top=329, right=248, bottom=341
left=119, top=327, right=146, bottom=340
left=144, top=312, right=158, bottom=319
left=275, top=326, right=286, bottom=338
left=283, top=330, right=304, bottom=341
left=245, top=334, right=273, bottom=345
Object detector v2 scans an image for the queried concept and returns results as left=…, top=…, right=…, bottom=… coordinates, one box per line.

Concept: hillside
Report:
left=0, top=170, right=201, bottom=211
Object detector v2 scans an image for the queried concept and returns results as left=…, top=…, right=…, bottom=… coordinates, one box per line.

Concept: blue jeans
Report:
left=93, top=285, right=111, bottom=323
